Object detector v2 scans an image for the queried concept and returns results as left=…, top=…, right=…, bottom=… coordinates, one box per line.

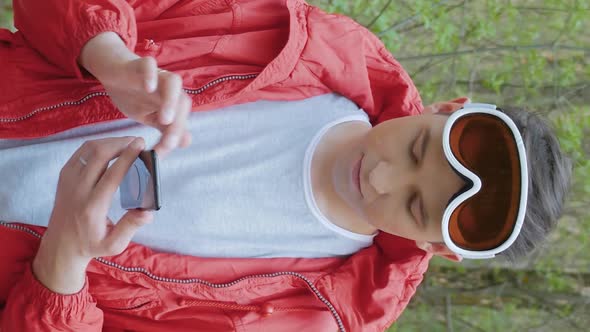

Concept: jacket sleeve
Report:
left=12, top=0, right=138, bottom=78
left=1, top=264, right=103, bottom=331
left=300, top=4, right=424, bottom=125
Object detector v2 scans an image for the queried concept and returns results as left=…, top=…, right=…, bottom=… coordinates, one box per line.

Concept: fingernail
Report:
left=181, top=133, right=192, bottom=147
left=166, top=134, right=179, bottom=148
left=131, top=138, right=144, bottom=149
left=147, top=78, right=157, bottom=93
left=162, top=109, right=174, bottom=124
left=140, top=210, right=154, bottom=222
left=158, top=150, right=169, bottom=159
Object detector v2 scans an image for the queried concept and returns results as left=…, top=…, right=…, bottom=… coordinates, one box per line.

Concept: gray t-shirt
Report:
left=0, top=93, right=375, bottom=258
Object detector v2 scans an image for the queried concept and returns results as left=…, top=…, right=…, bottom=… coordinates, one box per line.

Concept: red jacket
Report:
left=0, top=0, right=431, bottom=331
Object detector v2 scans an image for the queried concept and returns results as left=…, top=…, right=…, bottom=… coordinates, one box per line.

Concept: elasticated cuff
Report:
left=71, top=13, right=138, bottom=80
left=25, top=263, right=95, bottom=316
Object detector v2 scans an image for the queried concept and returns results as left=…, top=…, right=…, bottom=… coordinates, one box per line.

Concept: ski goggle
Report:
left=441, top=103, right=528, bottom=259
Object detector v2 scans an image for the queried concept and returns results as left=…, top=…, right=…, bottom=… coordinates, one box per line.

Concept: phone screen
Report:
left=119, top=150, right=161, bottom=211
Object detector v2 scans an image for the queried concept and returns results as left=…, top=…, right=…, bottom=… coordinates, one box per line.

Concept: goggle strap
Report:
left=463, top=103, right=497, bottom=110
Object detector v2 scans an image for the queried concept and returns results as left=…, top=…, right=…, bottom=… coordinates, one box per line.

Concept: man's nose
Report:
left=368, top=160, right=397, bottom=195
left=369, top=160, right=424, bottom=196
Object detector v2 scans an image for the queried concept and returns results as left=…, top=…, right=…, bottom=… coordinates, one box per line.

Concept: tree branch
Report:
left=411, top=80, right=590, bottom=91
left=446, top=0, right=467, bottom=93
left=410, top=57, right=454, bottom=77
left=397, top=44, right=590, bottom=61
left=366, top=0, right=394, bottom=29
left=445, top=294, right=454, bottom=332
left=452, top=315, right=487, bottom=332
left=376, top=0, right=454, bottom=36
left=514, top=289, right=585, bottom=330
left=513, top=6, right=584, bottom=13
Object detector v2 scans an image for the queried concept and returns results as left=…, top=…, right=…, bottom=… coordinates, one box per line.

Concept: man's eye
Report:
left=408, top=194, right=424, bottom=227
left=411, top=131, right=421, bottom=163
left=408, top=193, right=418, bottom=223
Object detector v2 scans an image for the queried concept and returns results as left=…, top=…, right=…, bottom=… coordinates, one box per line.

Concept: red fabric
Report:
left=0, top=0, right=431, bottom=331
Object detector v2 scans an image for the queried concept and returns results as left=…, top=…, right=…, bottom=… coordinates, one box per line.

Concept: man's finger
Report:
left=100, top=209, right=153, bottom=256
left=68, top=137, right=135, bottom=184
left=179, top=131, right=192, bottom=148
left=139, top=57, right=158, bottom=93
left=154, top=93, right=192, bottom=157
left=158, top=71, right=183, bottom=125
left=93, top=137, right=145, bottom=200
left=67, top=137, right=127, bottom=168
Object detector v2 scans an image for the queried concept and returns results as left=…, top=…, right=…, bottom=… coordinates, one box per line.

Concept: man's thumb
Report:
left=103, top=210, right=153, bottom=256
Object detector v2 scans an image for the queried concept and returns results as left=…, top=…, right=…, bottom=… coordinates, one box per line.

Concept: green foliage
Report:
left=389, top=303, right=447, bottom=332
left=553, top=107, right=590, bottom=194
left=392, top=300, right=554, bottom=332
left=311, top=0, right=589, bottom=111
left=545, top=270, right=575, bottom=293
left=0, top=0, right=13, bottom=30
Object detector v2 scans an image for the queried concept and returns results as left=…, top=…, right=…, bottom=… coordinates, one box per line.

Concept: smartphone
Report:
left=119, top=150, right=161, bottom=211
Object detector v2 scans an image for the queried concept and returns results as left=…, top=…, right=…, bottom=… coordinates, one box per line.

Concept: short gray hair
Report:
left=497, top=107, right=572, bottom=262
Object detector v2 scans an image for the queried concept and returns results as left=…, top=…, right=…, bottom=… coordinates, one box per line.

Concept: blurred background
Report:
left=1, top=0, right=588, bottom=331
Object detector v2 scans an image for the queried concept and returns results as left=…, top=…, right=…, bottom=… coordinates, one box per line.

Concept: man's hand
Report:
left=79, top=32, right=192, bottom=157
left=102, top=61, right=193, bottom=157
left=33, top=137, right=153, bottom=294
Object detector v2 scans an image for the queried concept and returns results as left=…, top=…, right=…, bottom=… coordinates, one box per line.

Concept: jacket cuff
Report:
left=71, top=20, right=137, bottom=80
left=71, top=11, right=138, bottom=80
left=25, top=263, right=96, bottom=315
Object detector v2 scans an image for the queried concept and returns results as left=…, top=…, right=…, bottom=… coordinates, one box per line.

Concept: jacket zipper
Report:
left=101, top=300, right=153, bottom=311
left=0, top=74, right=259, bottom=123
left=180, top=299, right=313, bottom=315
left=0, top=221, right=346, bottom=332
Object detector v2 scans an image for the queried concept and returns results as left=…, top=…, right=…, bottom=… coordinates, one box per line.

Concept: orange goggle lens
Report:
left=448, top=113, right=522, bottom=251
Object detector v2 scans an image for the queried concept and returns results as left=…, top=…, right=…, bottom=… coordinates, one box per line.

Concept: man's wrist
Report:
left=78, top=31, right=140, bottom=82
left=32, top=244, right=90, bottom=294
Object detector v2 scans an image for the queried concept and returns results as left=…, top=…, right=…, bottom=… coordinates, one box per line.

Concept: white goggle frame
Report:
left=441, top=103, right=529, bottom=259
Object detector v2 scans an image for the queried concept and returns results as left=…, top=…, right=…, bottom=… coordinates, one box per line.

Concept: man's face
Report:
left=354, top=113, right=467, bottom=243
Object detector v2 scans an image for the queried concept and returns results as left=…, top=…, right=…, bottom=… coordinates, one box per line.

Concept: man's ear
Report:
left=448, top=96, right=471, bottom=105
left=415, top=241, right=463, bottom=262
left=423, top=96, right=471, bottom=114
